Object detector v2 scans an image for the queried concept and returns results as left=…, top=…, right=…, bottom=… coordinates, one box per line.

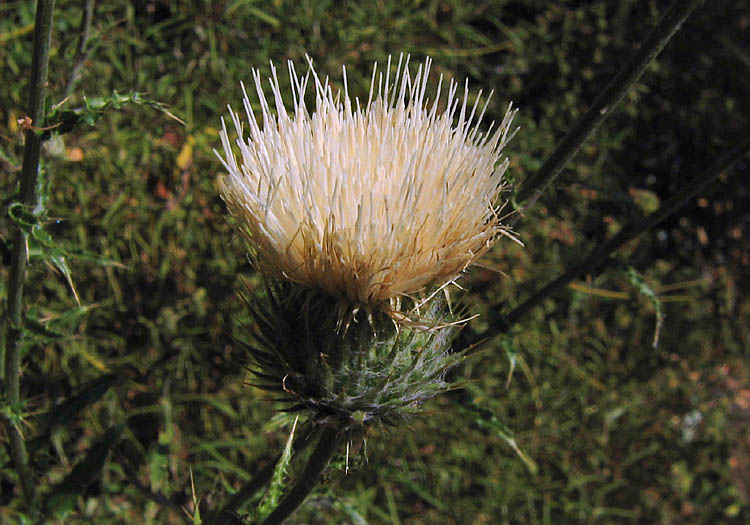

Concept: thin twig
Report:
left=64, top=0, right=95, bottom=97
left=503, top=137, right=750, bottom=329
left=3, top=0, right=56, bottom=509
left=260, top=425, right=342, bottom=525
left=514, top=0, right=703, bottom=211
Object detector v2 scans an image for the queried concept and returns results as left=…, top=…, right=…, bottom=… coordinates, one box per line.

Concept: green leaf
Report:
left=1, top=399, right=29, bottom=426
left=47, top=91, right=185, bottom=135
left=254, top=417, right=298, bottom=521
left=8, top=202, right=125, bottom=276
left=7, top=202, right=37, bottom=228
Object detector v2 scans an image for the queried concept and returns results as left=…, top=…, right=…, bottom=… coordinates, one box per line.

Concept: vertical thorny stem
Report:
left=260, top=426, right=343, bottom=525
left=3, top=0, right=56, bottom=509
left=514, top=0, right=704, bottom=211
left=505, top=137, right=750, bottom=329
left=484, top=0, right=709, bottom=338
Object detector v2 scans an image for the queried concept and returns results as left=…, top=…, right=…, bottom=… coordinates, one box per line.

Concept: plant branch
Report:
left=260, top=425, right=342, bottom=525
left=3, top=0, right=56, bottom=509
left=64, top=0, right=95, bottom=97
left=503, top=136, right=750, bottom=330
left=514, top=0, right=703, bottom=210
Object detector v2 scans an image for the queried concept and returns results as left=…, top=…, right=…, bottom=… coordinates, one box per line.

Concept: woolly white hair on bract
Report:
left=217, top=55, right=517, bottom=311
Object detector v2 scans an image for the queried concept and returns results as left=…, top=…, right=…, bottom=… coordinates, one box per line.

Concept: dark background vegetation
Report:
left=1, top=0, right=748, bottom=522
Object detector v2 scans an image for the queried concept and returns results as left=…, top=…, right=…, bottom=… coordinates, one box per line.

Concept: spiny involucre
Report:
left=217, top=55, right=517, bottom=314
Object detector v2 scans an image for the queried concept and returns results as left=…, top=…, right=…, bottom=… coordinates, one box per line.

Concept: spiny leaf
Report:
left=254, top=417, right=299, bottom=522
left=6, top=201, right=121, bottom=308
left=8, top=202, right=126, bottom=268
left=1, top=399, right=29, bottom=427
left=47, top=90, right=185, bottom=135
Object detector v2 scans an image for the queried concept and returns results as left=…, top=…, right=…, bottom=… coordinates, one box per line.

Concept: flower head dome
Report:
left=217, top=55, right=517, bottom=314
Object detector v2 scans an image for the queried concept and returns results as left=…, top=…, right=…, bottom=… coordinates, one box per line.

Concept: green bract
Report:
left=239, top=283, right=466, bottom=428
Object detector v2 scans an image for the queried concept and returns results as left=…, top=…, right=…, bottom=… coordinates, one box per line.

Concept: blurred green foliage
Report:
left=1, top=0, right=748, bottom=523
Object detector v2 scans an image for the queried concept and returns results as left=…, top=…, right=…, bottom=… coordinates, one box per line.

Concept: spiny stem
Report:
left=514, top=0, right=703, bottom=210
left=260, top=426, right=342, bottom=525
left=504, top=136, right=750, bottom=329
left=4, top=0, right=56, bottom=509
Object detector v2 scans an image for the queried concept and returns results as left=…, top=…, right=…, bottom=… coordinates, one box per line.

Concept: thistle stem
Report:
left=3, top=0, right=55, bottom=509
left=260, top=426, right=342, bottom=525
left=514, top=0, right=703, bottom=210
left=504, top=136, right=750, bottom=329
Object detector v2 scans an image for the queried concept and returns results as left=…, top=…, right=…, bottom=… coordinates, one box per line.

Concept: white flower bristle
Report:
left=217, top=55, right=516, bottom=307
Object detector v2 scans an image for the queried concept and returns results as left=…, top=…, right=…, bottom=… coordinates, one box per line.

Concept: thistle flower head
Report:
left=219, top=56, right=518, bottom=428
left=217, top=55, right=517, bottom=315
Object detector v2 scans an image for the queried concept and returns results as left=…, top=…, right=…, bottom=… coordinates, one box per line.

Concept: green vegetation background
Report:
left=1, top=0, right=749, bottom=523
